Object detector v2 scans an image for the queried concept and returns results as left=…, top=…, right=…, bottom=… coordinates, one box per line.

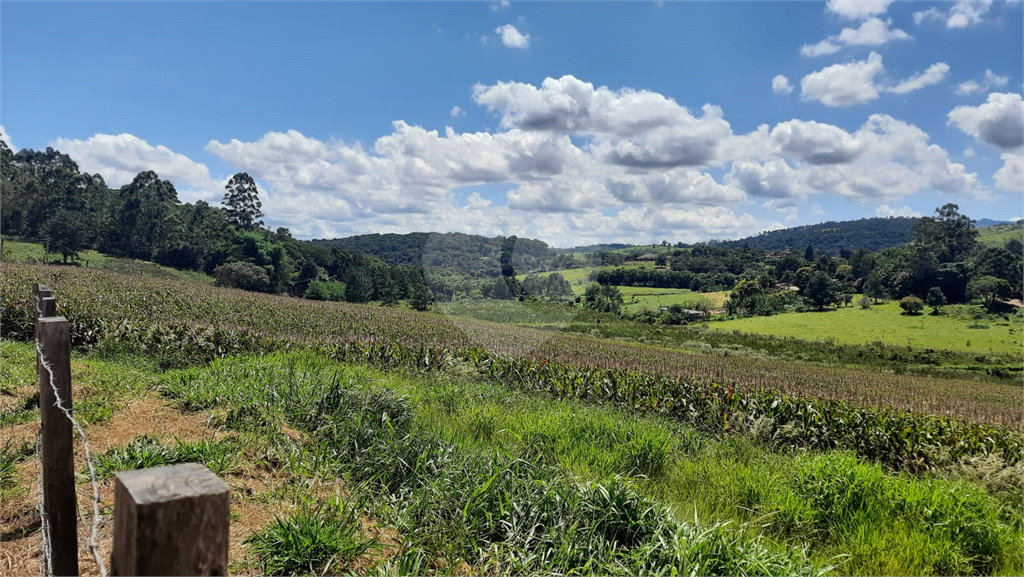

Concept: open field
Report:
left=0, top=239, right=214, bottom=284
left=3, top=263, right=1021, bottom=430
left=619, top=287, right=730, bottom=312
left=710, top=299, right=1022, bottom=356
left=3, top=264, right=1024, bottom=576
left=521, top=266, right=731, bottom=309
left=4, top=341, right=1020, bottom=576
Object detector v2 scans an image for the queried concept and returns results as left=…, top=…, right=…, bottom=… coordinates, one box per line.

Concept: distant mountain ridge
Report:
left=311, top=232, right=571, bottom=278
left=976, top=218, right=1014, bottom=228
left=708, top=217, right=920, bottom=254
left=315, top=216, right=1015, bottom=269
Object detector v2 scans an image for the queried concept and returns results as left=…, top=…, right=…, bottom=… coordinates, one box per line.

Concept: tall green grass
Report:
left=93, top=435, right=242, bottom=478
left=160, top=352, right=1023, bottom=575
left=161, top=353, right=826, bottom=575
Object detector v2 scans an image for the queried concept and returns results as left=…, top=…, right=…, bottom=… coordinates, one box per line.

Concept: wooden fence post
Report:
left=37, top=316, right=79, bottom=577
left=39, top=296, right=57, bottom=320
left=111, top=463, right=230, bottom=576
left=33, top=283, right=54, bottom=314
left=33, top=285, right=56, bottom=378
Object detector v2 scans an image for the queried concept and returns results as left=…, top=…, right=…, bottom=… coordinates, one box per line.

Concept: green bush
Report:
left=900, top=295, right=924, bottom=315
left=304, top=280, right=347, bottom=302
left=213, top=261, right=272, bottom=292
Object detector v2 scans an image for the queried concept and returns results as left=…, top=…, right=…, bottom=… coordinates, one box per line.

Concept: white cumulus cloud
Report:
left=494, top=24, right=530, bottom=49
left=50, top=133, right=221, bottom=203
left=772, top=74, right=794, bottom=94
left=948, top=92, right=1024, bottom=151
left=836, top=17, right=912, bottom=45
left=800, top=52, right=950, bottom=106
left=994, top=152, right=1023, bottom=191
left=949, top=93, right=1024, bottom=190
left=472, top=75, right=734, bottom=168
left=800, top=52, right=886, bottom=106
left=888, top=63, right=950, bottom=94
left=955, top=69, right=1010, bottom=95
left=723, top=115, right=982, bottom=201
left=826, top=0, right=895, bottom=19
left=800, top=40, right=842, bottom=57
left=183, top=76, right=987, bottom=243
left=914, top=0, right=994, bottom=28
left=801, top=17, right=912, bottom=57
left=876, top=204, right=922, bottom=218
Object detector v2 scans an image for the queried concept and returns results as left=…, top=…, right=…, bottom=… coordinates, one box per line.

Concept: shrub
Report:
left=899, top=296, right=924, bottom=315
left=858, top=296, right=872, bottom=309
left=213, top=261, right=272, bottom=292
left=305, top=280, right=347, bottom=302
left=926, top=287, right=946, bottom=315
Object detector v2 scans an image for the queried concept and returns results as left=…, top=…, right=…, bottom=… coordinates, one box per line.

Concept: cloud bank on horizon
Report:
left=4, top=0, right=1022, bottom=248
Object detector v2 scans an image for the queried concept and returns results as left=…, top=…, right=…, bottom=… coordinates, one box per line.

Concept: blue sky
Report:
left=2, top=1, right=1022, bottom=247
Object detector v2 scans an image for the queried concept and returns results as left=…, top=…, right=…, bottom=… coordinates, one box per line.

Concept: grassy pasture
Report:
left=619, top=287, right=730, bottom=313
left=710, top=299, right=1023, bottom=356
left=521, top=266, right=731, bottom=309
left=978, top=223, right=1023, bottom=248
left=157, top=351, right=1024, bottom=575
left=0, top=239, right=213, bottom=283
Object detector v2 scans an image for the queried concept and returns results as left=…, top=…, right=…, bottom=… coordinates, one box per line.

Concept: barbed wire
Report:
left=33, top=293, right=108, bottom=577
left=34, top=428, right=52, bottom=576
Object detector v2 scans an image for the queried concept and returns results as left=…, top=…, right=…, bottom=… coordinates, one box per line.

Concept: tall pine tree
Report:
left=223, top=172, right=264, bottom=229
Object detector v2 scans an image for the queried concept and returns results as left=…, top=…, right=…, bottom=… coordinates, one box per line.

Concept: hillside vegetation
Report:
left=979, top=222, right=1024, bottom=248
left=711, top=217, right=918, bottom=254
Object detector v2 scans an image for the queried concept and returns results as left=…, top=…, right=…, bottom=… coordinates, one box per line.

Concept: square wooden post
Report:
left=37, top=316, right=79, bottom=577
left=111, top=463, right=230, bottom=576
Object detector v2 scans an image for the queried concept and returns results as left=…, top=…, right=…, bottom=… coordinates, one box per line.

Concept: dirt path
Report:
left=1, top=390, right=399, bottom=576
left=1, top=395, right=225, bottom=576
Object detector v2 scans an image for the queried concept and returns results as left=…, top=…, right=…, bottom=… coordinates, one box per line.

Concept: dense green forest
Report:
left=313, top=232, right=578, bottom=278
left=560, top=217, right=924, bottom=255
left=711, top=217, right=919, bottom=254
left=0, top=143, right=576, bottom=306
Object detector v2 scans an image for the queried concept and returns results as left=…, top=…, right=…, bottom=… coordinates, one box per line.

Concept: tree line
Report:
left=586, top=204, right=1022, bottom=318
left=724, top=204, right=1023, bottom=317
left=0, top=143, right=435, bottom=309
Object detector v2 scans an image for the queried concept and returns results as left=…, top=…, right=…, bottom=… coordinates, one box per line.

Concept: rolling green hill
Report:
left=710, top=217, right=919, bottom=254
left=312, top=232, right=574, bottom=278
left=978, top=222, right=1023, bottom=248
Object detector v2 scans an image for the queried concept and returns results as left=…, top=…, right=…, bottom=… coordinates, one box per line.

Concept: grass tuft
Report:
left=93, top=435, right=242, bottom=478
left=244, top=497, right=377, bottom=576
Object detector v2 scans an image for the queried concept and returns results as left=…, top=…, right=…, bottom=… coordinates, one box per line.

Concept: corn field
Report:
left=1, top=264, right=1020, bottom=471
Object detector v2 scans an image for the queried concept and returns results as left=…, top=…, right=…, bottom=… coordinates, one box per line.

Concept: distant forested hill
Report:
left=976, top=218, right=1014, bottom=228
left=552, top=243, right=634, bottom=254
left=312, top=232, right=576, bottom=278
left=712, top=217, right=919, bottom=254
